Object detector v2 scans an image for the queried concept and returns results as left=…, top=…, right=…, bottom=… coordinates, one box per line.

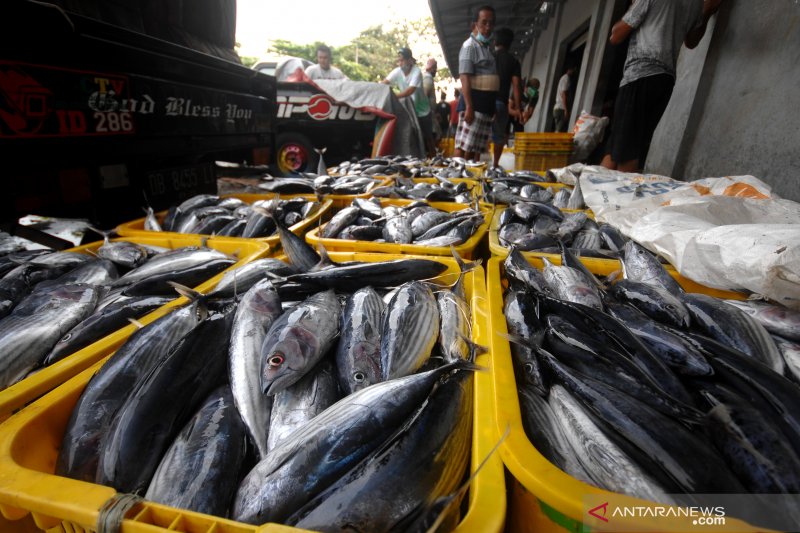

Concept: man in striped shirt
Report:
left=454, top=5, right=499, bottom=162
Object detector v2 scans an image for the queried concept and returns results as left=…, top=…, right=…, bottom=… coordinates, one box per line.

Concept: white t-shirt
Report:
left=386, top=65, right=431, bottom=117
left=554, top=73, right=571, bottom=111
left=304, top=64, right=346, bottom=80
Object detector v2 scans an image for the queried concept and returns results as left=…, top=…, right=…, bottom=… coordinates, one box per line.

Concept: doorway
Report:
left=546, top=20, right=589, bottom=132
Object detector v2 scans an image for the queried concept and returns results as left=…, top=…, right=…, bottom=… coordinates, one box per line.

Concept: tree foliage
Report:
left=266, top=16, right=448, bottom=84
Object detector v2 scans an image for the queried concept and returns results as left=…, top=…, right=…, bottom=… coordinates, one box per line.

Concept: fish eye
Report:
left=353, top=371, right=366, bottom=382
left=61, top=333, right=72, bottom=342
left=268, top=353, right=285, bottom=367
left=524, top=363, right=535, bottom=374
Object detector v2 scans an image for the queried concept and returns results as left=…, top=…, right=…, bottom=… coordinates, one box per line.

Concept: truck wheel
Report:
left=276, top=132, right=318, bottom=175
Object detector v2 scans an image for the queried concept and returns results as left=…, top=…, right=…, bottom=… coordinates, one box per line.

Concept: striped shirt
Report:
left=458, top=34, right=498, bottom=115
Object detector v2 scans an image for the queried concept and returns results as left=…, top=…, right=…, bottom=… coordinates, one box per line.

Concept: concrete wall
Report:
left=647, top=1, right=800, bottom=201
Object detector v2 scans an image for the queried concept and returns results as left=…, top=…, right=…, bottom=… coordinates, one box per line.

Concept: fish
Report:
left=543, top=314, right=704, bottom=423
left=702, top=385, right=800, bottom=494
left=549, top=385, right=675, bottom=503
left=267, top=357, right=340, bottom=452
left=380, top=281, right=439, bottom=380
left=207, top=258, right=296, bottom=299
left=621, top=241, right=683, bottom=294
left=45, top=258, right=119, bottom=287
left=773, top=335, right=800, bottom=382
left=111, top=247, right=232, bottom=288
left=56, top=292, right=208, bottom=482
left=233, top=360, right=477, bottom=525
left=724, top=299, right=800, bottom=342
left=270, top=210, right=320, bottom=271
left=542, top=259, right=603, bottom=310
left=517, top=387, right=594, bottom=483
left=537, top=294, right=695, bottom=405
left=321, top=206, right=360, bottom=239
left=97, top=240, right=150, bottom=270
left=97, top=311, right=234, bottom=493
left=260, top=290, right=340, bottom=396
left=44, top=295, right=171, bottom=365
left=144, top=385, right=247, bottom=516
left=289, top=368, right=473, bottom=531
left=609, top=279, right=690, bottom=328
left=0, top=283, right=101, bottom=389
left=121, top=257, right=235, bottom=296
left=604, top=301, right=712, bottom=376
left=504, top=290, right=546, bottom=395
left=538, top=349, right=747, bottom=494
left=315, top=147, right=328, bottom=176
left=503, top=246, right=549, bottom=293
left=683, top=293, right=784, bottom=374
left=336, top=287, right=385, bottom=395
left=286, top=258, right=448, bottom=292
left=229, top=279, right=283, bottom=460
left=382, top=208, right=413, bottom=244
left=437, top=281, right=471, bottom=362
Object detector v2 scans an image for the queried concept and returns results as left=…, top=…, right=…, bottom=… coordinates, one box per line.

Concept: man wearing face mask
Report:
left=510, top=78, right=540, bottom=135
left=454, top=5, right=498, bottom=161
left=383, top=47, right=434, bottom=157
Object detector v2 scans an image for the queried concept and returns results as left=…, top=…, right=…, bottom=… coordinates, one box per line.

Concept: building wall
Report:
left=521, top=0, right=615, bottom=132
left=647, top=1, right=800, bottom=202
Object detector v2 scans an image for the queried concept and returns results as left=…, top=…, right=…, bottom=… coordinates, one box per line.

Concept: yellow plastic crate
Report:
left=513, top=152, right=571, bottom=172
left=513, top=132, right=574, bottom=151
left=0, top=235, right=269, bottom=423
left=115, top=194, right=333, bottom=249
left=486, top=258, right=759, bottom=533
left=0, top=253, right=504, bottom=533
left=305, top=199, right=492, bottom=259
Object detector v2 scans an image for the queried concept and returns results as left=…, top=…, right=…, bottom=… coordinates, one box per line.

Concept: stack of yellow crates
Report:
left=513, top=132, right=573, bottom=171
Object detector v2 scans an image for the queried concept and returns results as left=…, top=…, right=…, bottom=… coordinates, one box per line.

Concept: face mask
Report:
left=527, top=87, right=538, bottom=99
left=475, top=32, right=492, bottom=45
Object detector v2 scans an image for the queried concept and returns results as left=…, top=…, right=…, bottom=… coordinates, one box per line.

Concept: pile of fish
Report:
left=147, top=194, right=321, bottom=238
left=503, top=240, right=800, bottom=528
left=0, top=240, right=243, bottom=390
left=318, top=198, right=486, bottom=247
left=482, top=170, right=584, bottom=209
left=56, top=233, right=482, bottom=529
left=258, top=174, right=384, bottom=196
left=369, top=176, right=476, bottom=203
left=497, top=202, right=623, bottom=257
left=330, top=154, right=484, bottom=180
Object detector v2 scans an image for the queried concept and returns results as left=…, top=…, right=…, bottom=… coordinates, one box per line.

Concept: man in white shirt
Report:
left=382, top=47, right=434, bottom=156
left=552, top=66, right=575, bottom=132
left=304, top=44, right=346, bottom=81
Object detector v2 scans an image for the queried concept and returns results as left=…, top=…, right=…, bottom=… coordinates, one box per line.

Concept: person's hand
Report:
left=464, top=106, right=475, bottom=125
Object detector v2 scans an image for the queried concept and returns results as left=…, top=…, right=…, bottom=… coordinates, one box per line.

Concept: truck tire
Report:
left=276, top=132, right=318, bottom=175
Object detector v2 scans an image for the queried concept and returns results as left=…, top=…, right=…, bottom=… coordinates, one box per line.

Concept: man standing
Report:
left=436, top=91, right=450, bottom=139
left=304, top=44, right=346, bottom=80
left=454, top=5, right=498, bottom=161
left=382, top=47, right=434, bottom=157
left=491, top=27, right=522, bottom=169
left=448, top=88, right=460, bottom=138
left=553, top=66, right=575, bottom=132
left=423, top=58, right=440, bottom=146
left=601, top=0, right=723, bottom=172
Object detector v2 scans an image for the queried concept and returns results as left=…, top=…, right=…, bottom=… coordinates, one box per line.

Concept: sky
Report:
left=235, top=0, right=437, bottom=58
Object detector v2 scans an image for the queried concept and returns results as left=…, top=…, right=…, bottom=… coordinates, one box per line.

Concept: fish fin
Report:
left=127, top=318, right=146, bottom=329
left=263, top=271, right=288, bottom=284
left=456, top=332, right=487, bottom=363
left=450, top=245, right=482, bottom=274
left=87, top=225, right=115, bottom=244
left=499, top=331, right=544, bottom=349
left=606, top=269, right=622, bottom=284
left=167, top=281, right=204, bottom=301
left=310, top=242, right=336, bottom=272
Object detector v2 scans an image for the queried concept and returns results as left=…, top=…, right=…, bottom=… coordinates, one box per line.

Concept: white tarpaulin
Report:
left=577, top=170, right=800, bottom=309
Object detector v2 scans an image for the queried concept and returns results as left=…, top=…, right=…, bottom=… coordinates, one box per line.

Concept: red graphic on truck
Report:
left=0, top=67, right=52, bottom=136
